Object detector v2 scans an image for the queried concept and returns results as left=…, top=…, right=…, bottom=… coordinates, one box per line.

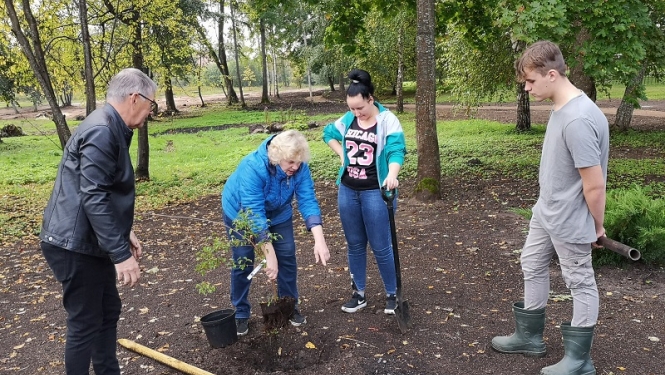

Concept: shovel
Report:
left=382, top=188, right=412, bottom=333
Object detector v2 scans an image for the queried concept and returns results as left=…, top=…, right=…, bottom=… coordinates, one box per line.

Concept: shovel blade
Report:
left=395, top=300, right=412, bottom=334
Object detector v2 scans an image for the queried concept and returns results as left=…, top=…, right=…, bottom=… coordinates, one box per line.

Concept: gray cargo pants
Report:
left=520, top=215, right=599, bottom=327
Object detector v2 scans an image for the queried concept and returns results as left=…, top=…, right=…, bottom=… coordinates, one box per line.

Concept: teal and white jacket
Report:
left=322, top=101, right=406, bottom=187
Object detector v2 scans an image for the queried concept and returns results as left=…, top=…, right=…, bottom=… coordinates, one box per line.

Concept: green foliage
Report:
left=276, top=107, right=309, bottom=131
left=195, top=209, right=280, bottom=295
left=242, top=66, right=257, bottom=87
left=354, top=9, right=417, bottom=93
left=441, top=29, right=515, bottom=108
left=598, top=186, right=665, bottom=266
left=283, top=122, right=310, bottom=131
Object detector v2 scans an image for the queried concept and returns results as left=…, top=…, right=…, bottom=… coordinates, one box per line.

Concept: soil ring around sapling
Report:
left=260, top=296, right=296, bottom=331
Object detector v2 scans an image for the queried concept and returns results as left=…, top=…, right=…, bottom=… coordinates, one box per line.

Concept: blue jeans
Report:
left=338, top=184, right=397, bottom=295
left=226, top=215, right=298, bottom=319
left=41, top=242, right=121, bottom=375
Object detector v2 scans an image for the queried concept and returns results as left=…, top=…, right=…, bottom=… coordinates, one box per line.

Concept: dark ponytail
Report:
left=346, top=69, right=374, bottom=100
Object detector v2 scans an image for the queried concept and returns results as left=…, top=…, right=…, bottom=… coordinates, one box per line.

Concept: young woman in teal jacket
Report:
left=323, top=69, right=407, bottom=315
left=222, top=130, right=330, bottom=335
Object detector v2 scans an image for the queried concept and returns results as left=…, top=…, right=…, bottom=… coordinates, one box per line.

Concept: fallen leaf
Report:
left=157, top=344, right=169, bottom=352
left=648, top=336, right=660, bottom=342
left=13, top=344, right=24, bottom=350
left=139, top=308, right=149, bottom=315
left=305, top=341, right=316, bottom=349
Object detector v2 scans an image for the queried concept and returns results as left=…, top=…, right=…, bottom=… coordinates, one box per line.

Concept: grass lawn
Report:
left=2, top=90, right=664, bottom=246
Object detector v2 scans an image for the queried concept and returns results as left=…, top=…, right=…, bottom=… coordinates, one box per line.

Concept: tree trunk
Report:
left=302, top=37, right=313, bottom=102
left=569, top=26, right=596, bottom=102
left=164, top=74, right=178, bottom=113
left=195, top=23, right=230, bottom=97
left=132, top=25, right=150, bottom=180
left=268, top=65, right=272, bottom=96
left=218, top=0, right=239, bottom=105
left=197, top=85, right=206, bottom=107
left=197, top=55, right=206, bottom=107
left=397, top=33, right=404, bottom=113
left=259, top=18, right=269, bottom=104
left=5, top=0, right=71, bottom=148
left=272, top=42, right=280, bottom=99
left=615, top=63, right=647, bottom=131
left=338, top=72, right=345, bottom=92
left=396, top=22, right=405, bottom=114
left=414, top=0, right=440, bottom=202
left=307, top=67, right=313, bottom=102
left=79, top=0, right=96, bottom=116
left=230, top=1, right=246, bottom=108
left=60, top=82, right=73, bottom=107
left=327, top=76, right=335, bottom=91
left=516, top=82, right=531, bottom=131
left=102, top=0, right=149, bottom=179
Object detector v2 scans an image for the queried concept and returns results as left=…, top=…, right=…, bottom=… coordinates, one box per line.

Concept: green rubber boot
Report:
left=491, top=301, right=546, bottom=357
left=540, top=323, right=596, bottom=375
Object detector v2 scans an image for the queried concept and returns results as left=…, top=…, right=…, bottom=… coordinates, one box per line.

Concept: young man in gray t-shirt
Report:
left=491, top=41, right=608, bottom=375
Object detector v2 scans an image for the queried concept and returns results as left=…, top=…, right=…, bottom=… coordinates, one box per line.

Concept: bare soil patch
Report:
left=1, top=90, right=663, bottom=375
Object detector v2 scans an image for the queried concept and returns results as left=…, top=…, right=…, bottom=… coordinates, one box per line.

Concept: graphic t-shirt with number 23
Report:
left=341, top=118, right=378, bottom=190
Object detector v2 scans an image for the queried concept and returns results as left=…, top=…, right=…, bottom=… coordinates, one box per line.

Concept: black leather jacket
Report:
left=40, top=104, right=135, bottom=264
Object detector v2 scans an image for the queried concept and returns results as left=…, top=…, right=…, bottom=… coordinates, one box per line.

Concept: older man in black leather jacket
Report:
left=39, top=68, right=157, bottom=375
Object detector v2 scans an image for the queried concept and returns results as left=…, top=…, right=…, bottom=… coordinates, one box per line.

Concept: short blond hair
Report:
left=267, top=130, right=310, bottom=165
left=515, top=40, right=567, bottom=82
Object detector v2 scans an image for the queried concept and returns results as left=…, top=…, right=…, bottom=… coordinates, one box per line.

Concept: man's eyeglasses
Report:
left=137, top=93, right=158, bottom=115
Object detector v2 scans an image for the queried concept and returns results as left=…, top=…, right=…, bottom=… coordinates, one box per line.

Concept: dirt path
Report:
left=395, top=102, right=665, bottom=117
left=3, top=88, right=665, bottom=122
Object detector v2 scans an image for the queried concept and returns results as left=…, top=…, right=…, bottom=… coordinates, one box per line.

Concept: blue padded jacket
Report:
left=221, top=136, right=322, bottom=242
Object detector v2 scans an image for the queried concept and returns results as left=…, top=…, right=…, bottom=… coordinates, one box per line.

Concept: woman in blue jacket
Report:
left=222, top=130, right=330, bottom=336
left=323, top=69, right=407, bottom=315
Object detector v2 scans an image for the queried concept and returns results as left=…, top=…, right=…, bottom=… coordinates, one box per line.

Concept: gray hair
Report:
left=106, top=68, right=157, bottom=102
left=267, top=130, right=311, bottom=165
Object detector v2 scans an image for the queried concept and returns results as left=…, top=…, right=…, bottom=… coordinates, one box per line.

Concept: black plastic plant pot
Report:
left=200, top=309, right=238, bottom=348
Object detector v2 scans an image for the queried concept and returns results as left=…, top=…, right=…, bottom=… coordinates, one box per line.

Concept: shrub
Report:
left=195, top=209, right=279, bottom=295
left=597, top=185, right=665, bottom=266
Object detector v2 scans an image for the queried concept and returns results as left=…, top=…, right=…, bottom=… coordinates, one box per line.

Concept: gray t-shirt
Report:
left=533, top=93, right=609, bottom=243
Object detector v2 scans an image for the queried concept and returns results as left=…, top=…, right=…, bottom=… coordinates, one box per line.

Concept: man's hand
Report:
left=115, top=256, right=141, bottom=287
left=592, top=228, right=607, bottom=249
left=129, top=230, right=142, bottom=260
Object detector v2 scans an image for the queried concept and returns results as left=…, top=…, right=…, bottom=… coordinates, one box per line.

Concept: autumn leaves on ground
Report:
left=1, top=92, right=664, bottom=375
